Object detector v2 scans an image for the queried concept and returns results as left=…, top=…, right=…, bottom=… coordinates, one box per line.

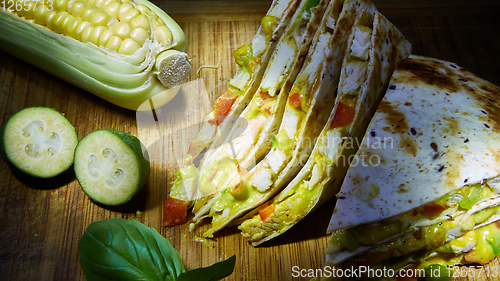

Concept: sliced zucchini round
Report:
left=74, top=129, right=150, bottom=206
left=0, top=107, right=78, bottom=178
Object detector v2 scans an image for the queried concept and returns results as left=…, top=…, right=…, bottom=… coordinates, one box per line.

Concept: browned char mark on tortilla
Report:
left=395, top=57, right=461, bottom=93
left=458, top=72, right=500, bottom=133
left=378, top=100, right=419, bottom=157
left=398, top=56, right=500, bottom=132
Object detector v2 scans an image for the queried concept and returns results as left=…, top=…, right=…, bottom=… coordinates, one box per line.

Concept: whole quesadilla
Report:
left=190, top=0, right=329, bottom=224
left=200, top=0, right=373, bottom=238
left=164, top=0, right=301, bottom=226
left=324, top=55, right=500, bottom=276
left=239, top=6, right=411, bottom=246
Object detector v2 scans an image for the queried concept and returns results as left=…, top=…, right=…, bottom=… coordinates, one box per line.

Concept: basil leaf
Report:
left=78, top=218, right=185, bottom=281
left=177, top=255, right=236, bottom=281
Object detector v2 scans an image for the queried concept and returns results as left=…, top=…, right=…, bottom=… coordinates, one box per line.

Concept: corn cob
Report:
left=0, top=0, right=191, bottom=110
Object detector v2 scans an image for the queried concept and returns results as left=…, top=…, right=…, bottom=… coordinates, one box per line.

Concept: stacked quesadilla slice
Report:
left=239, top=4, right=411, bottom=246
left=201, top=0, right=367, bottom=238
left=324, top=55, right=500, bottom=278
left=164, top=0, right=301, bottom=226
left=190, top=0, right=330, bottom=225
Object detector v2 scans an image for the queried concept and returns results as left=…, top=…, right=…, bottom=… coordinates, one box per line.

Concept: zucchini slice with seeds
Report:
left=0, top=107, right=78, bottom=178
left=74, top=129, right=150, bottom=206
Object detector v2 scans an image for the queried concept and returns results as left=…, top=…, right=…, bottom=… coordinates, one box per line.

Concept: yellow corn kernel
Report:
left=23, top=1, right=38, bottom=19
left=44, top=11, right=57, bottom=29
left=66, top=0, right=76, bottom=8
left=61, top=14, right=77, bottom=35
left=119, top=8, right=140, bottom=23
left=94, top=0, right=106, bottom=7
left=70, top=0, right=89, bottom=18
left=34, top=5, right=51, bottom=25
left=87, top=0, right=96, bottom=5
left=15, top=2, right=26, bottom=16
left=130, top=27, right=148, bottom=45
left=66, top=16, right=83, bottom=39
left=118, top=2, right=134, bottom=18
left=106, top=35, right=123, bottom=51
left=150, top=17, right=165, bottom=28
left=54, top=0, right=68, bottom=12
left=75, top=20, right=91, bottom=39
left=82, top=6, right=100, bottom=22
left=50, top=12, right=69, bottom=34
left=80, top=25, right=93, bottom=43
left=135, top=4, right=152, bottom=16
left=154, top=25, right=172, bottom=45
left=15, top=1, right=24, bottom=17
left=90, top=10, right=109, bottom=26
left=118, top=38, right=140, bottom=55
left=98, top=29, right=114, bottom=46
left=89, top=25, right=107, bottom=45
left=98, top=0, right=114, bottom=8
left=130, top=14, right=150, bottom=30
left=112, top=21, right=131, bottom=39
left=106, top=17, right=118, bottom=29
left=102, top=0, right=120, bottom=19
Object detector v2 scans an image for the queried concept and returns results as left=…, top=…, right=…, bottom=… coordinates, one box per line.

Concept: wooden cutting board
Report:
left=1, top=1, right=500, bottom=280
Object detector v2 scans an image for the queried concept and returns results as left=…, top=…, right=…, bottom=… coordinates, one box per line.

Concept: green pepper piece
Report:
left=459, top=184, right=482, bottom=210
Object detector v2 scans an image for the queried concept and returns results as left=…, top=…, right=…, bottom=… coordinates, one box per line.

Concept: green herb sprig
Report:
left=79, top=218, right=236, bottom=281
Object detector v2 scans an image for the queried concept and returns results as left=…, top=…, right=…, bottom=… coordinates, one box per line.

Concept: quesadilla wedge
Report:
left=337, top=203, right=500, bottom=280
left=324, top=55, right=500, bottom=274
left=164, top=0, right=300, bottom=226
left=190, top=0, right=330, bottom=223
left=200, top=0, right=369, bottom=238
left=238, top=7, right=411, bottom=246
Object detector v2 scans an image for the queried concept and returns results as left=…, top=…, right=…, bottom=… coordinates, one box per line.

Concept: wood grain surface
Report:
left=1, top=0, right=500, bottom=280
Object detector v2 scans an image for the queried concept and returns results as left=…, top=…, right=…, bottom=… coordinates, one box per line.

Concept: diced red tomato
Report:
left=237, top=165, right=249, bottom=177
left=421, top=202, right=449, bottom=219
left=209, top=89, right=238, bottom=125
left=163, top=196, right=188, bottom=227
left=258, top=101, right=274, bottom=115
left=288, top=93, right=301, bottom=108
left=465, top=250, right=494, bottom=265
left=330, top=102, right=356, bottom=129
left=257, top=90, right=275, bottom=115
left=259, top=89, right=272, bottom=100
left=259, top=203, right=275, bottom=222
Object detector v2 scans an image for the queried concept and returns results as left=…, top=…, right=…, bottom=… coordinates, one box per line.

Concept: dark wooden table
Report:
left=1, top=0, right=500, bottom=280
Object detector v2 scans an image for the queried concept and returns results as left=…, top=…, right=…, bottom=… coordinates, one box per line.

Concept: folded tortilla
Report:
left=199, top=0, right=365, bottom=238
left=324, top=55, right=500, bottom=274
left=238, top=6, right=411, bottom=246
left=190, top=0, right=330, bottom=223
left=166, top=0, right=301, bottom=213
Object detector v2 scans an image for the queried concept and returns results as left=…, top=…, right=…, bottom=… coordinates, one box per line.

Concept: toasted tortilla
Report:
left=238, top=5, right=411, bottom=246
left=329, top=55, right=500, bottom=231
left=325, top=55, right=500, bottom=269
